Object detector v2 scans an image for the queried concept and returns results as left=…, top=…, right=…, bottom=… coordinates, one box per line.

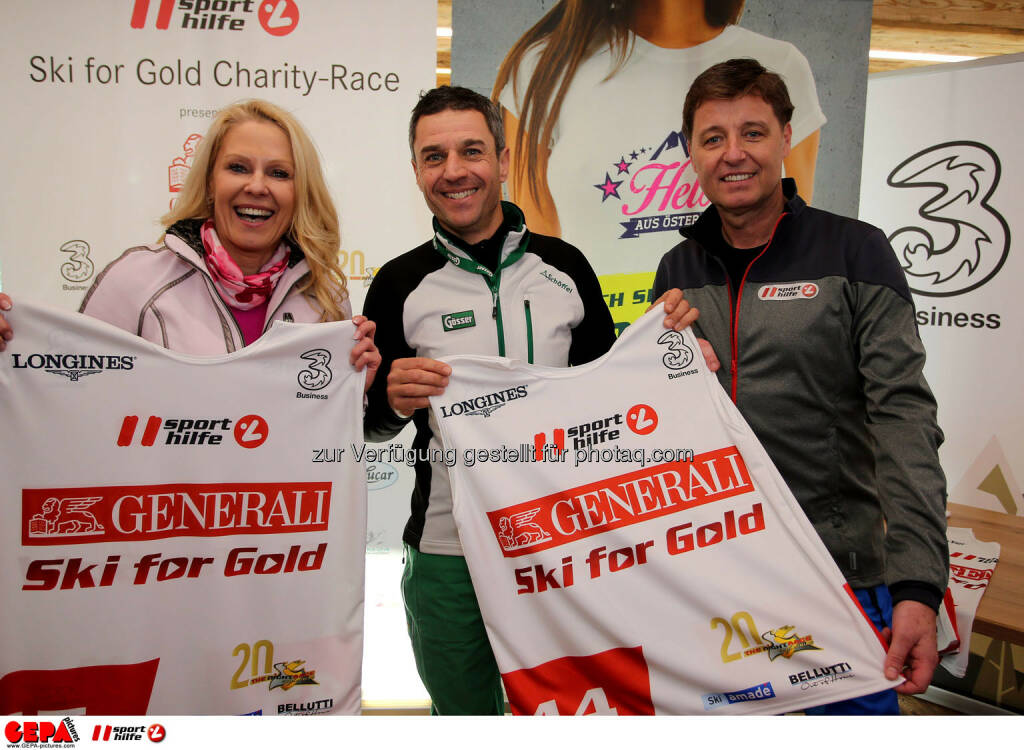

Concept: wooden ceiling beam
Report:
left=873, top=0, right=1024, bottom=33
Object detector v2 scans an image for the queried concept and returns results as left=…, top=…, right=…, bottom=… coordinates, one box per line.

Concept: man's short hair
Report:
left=682, top=58, right=795, bottom=143
left=409, top=85, right=506, bottom=158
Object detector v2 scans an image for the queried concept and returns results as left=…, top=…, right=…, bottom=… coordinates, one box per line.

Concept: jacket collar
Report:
left=682, top=177, right=804, bottom=247
left=431, top=201, right=530, bottom=276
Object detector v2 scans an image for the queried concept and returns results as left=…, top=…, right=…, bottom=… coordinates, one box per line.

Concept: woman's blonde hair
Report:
left=161, top=99, right=348, bottom=321
left=493, top=0, right=745, bottom=205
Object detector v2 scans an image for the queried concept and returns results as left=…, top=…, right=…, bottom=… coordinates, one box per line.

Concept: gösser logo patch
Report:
left=442, top=310, right=476, bottom=332
left=758, top=282, right=818, bottom=300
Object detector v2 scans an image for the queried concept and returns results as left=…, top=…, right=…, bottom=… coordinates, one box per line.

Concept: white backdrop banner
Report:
left=859, top=55, right=1023, bottom=517
left=0, top=302, right=367, bottom=715
left=0, top=0, right=433, bottom=561
left=0, top=0, right=434, bottom=315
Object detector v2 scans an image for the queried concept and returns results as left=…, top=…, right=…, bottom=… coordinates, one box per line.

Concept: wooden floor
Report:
left=899, top=694, right=963, bottom=715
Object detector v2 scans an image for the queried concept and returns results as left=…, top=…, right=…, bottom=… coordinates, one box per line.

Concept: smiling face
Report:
left=209, top=119, right=296, bottom=272
left=690, top=93, right=791, bottom=224
left=411, top=108, right=509, bottom=245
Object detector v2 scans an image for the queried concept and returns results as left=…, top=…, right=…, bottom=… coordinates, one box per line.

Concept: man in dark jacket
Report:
left=654, top=58, right=948, bottom=714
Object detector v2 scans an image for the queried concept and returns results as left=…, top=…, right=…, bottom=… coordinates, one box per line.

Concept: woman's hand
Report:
left=349, top=315, right=381, bottom=393
left=0, top=293, right=13, bottom=352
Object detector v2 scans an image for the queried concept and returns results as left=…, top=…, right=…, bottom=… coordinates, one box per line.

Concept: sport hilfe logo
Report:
left=92, top=724, right=165, bottom=742
left=115, top=414, right=269, bottom=448
left=758, top=282, right=818, bottom=300
left=130, top=0, right=300, bottom=35
left=533, top=404, right=657, bottom=460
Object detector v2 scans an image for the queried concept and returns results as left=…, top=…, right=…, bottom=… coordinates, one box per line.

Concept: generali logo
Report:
left=488, top=445, right=753, bottom=556
left=130, top=0, right=300, bottom=36
left=22, top=482, right=331, bottom=545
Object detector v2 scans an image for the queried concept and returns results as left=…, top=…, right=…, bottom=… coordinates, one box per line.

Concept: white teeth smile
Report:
left=723, top=174, right=754, bottom=182
left=444, top=189, right=477, bottom=199
left=236, top=207, right=273, bottom=219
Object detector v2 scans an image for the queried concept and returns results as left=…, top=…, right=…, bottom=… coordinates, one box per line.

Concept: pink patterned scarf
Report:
left=201, top=220, right=290, bottom=310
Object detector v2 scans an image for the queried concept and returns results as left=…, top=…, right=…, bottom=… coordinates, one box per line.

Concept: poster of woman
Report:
left=477, top=0, right=866, bottom=329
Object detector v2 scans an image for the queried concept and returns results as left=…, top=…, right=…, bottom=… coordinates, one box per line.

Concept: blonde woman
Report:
left=494, top=0, right=824, bottom=281
left=1, top=99, right=379, bottom=384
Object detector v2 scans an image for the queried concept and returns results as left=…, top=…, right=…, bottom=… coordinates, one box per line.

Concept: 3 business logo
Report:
left=58, top=240, right=94, bottom=287
left=130, top=0, right=300, bottom=35
left=297, top=349, right=332, bottom=392
left=886, top=141, right=1010, bottom=297
left=657, top=330, right=697, bottom=381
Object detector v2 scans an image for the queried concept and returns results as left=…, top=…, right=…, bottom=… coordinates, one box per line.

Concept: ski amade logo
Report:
left=702, top=681, right=776, bottom=711
left=130, top=0, right=300, bottom=35
left=886, top=141, right=1010, bottom=297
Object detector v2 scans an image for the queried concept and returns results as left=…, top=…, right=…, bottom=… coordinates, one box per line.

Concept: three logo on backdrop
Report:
left=130, top=0, right=300, bottom=35
left=884, top=141, right=1009, bottom=330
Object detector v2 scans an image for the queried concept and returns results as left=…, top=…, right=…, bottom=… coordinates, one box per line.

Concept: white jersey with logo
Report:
left=940, top=527, right=1001, bottom=679
left=430, top=309, right=895, bottom=715
left=0, top=301, right=366, bottom=715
